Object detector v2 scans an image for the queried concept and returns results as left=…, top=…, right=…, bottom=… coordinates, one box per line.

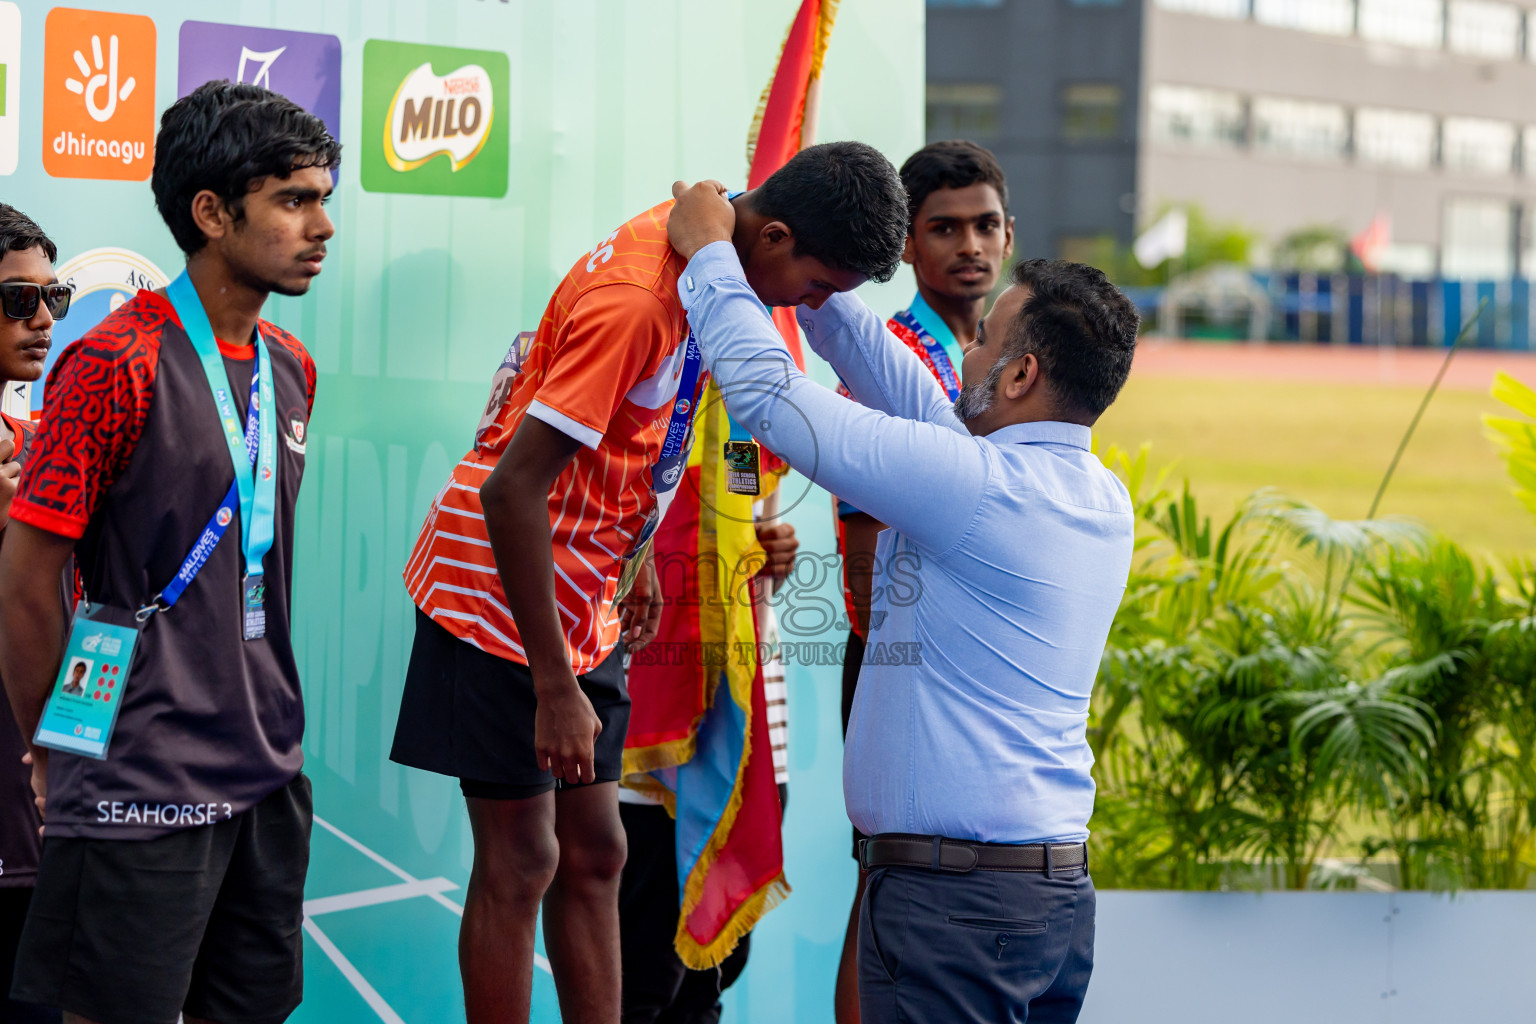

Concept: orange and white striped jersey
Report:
left=405, top=200, right=692, bottom=672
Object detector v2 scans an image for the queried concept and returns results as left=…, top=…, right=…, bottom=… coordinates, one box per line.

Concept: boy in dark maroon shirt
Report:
left=0, top=83, right=336, bottom=1024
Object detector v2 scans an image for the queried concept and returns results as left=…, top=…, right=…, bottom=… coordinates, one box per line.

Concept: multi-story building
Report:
left=927, top=0, right=1536, bottom=279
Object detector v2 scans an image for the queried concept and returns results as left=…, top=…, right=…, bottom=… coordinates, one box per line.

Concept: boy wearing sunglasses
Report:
left=0, top=203, right=66, bottom=1024
left=0, top=82, right=337, bottom=1024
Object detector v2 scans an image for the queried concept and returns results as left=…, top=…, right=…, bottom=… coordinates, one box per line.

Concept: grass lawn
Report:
left=1093, top=374, right=1536, bottom=559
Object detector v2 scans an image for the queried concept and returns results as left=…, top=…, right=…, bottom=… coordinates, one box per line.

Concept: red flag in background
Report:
left=747, top=0, right=840, bottom=371
left=1351, top=212, right=1392, bottom=273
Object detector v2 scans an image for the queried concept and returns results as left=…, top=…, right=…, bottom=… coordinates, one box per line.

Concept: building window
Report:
left=1252, top=0, right=1354, bottom=35
left=926, top=83, right=1002, bottom=142
left=1443, top=116, right=1517, bottom=175
left=1154, top=0, right=1251, bottom=16
left=1148, top=84, right=1246, bottom=149
left=1252, top=96, right=1349, bottom=160
left=1443, top=196, right=1514, bottom=278
left=1062, top=84, right=1123, bottom=142
left=1359, top=0, right=1445, bottom=49
left=1524, top=125, right=1536, bottom=176
left=1355, top=107, right=1437, bottom=169
left=1448, top=1, right=1521, bottom=59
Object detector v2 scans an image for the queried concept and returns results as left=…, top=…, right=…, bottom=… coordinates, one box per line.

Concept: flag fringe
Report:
left=674, top=873, right=791, bottom=971
left=621, top=736, right=697, bottom=778
left=808, top=0, right=839, bottom=81
left=670, top=657, right=771, bottom=969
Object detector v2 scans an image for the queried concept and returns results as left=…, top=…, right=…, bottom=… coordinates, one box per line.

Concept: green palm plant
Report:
left=1351, top=540, right=1510, bottom=888
left=1092, top=468, right=1437, bottom=890
left=1484, top=371, right=1536, bottom=524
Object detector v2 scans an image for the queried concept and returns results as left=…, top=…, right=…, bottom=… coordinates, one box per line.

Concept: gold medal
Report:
left=724, top=439, right=761, bottom=496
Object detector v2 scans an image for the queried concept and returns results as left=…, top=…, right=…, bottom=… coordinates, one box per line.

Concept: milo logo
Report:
left=362, top=40, right=508, bottom=197
left=386, top=62, right=492, bottom=172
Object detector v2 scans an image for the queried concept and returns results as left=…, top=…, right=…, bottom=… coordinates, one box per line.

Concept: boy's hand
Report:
left=619, top=554, right=664, bottom=653
left=754, top=522, right=798, bottom=585
left=668, top=180, right=735, bottom=260
left=25, top=748, right=45, bottom=824
left=534, top=680, right=601, bottom=786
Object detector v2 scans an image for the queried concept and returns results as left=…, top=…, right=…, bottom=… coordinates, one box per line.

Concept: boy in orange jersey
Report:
left=392, top=141, right=907, bottom=1024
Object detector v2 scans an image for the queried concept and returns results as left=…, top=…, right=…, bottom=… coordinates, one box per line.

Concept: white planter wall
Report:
left=1082, top=891, right=1536, bottom=1023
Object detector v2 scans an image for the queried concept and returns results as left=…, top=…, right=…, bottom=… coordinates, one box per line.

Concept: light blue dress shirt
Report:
left=679, top=241, right=1134, bottom=844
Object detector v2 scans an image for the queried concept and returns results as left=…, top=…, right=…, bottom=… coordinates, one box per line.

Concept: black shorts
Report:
left=391, top=609, right=631, bottom=798
left=13, top=774, right=311, bottom=1024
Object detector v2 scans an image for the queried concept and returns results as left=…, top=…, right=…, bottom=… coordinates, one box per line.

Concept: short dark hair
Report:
left=1004, top=259, right=1139, bottom=420
left=152, top=81, right=341, bottom=255
left=900, top=140, right=1008, bottom=233
left=0, top=204, right=58, bottom=264
left=752, top=141, right=907, bottom=284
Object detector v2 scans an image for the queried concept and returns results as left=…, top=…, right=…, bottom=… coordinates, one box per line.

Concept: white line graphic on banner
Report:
left=306, top=814, right=552, bottom=1023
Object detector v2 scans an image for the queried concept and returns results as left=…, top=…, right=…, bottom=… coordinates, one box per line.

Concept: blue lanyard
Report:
left=153, top=273, right=278, bottom=610
left=654, top=331, right=705, bottom=479
left=892, top=306, right=962, bottom=401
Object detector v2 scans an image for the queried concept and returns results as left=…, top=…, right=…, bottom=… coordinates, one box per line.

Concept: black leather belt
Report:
left=858, top=833, right=1088, bottom=874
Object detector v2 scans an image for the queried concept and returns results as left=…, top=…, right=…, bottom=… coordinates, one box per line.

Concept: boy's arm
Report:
left=0, top=522, right=75, bottom=811
left=480, top=283, right=677, bottom=784
left=0, top=323, right=152, bottom=811
left=480, top=418, right=598, bottom=785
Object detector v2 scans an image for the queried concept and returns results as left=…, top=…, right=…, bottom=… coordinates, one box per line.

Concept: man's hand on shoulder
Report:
left=668, top=180, right=734, bottom=260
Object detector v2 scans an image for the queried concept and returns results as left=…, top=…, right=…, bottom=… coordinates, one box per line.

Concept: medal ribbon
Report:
left=892, top=307, right=962, bottom=401
left=624, top=331, right=706, bottom=562
left=159, top=272, right=277, bottom=607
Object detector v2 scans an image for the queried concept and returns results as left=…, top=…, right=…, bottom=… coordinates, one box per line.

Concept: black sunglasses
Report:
left=0, top=283, right=73, bottom=321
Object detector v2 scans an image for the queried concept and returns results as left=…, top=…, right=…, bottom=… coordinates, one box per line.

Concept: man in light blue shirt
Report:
left=666, top=179, right=1139, bottom=1023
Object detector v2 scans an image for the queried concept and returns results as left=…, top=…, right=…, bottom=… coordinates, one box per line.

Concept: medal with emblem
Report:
left=723, top=439, right=761, bottom=496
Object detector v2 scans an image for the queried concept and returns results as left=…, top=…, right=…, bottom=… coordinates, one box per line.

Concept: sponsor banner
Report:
left=360, top=40, right=508, bottom=197
left=43, top=7, right=156, bottom=180
left=0, top=2, right=19, bottom=176
left=177, top=21, right=342, bottom=175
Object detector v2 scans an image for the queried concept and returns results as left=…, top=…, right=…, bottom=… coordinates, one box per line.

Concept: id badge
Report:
left=724, top=440, right=761, bottom=496
left=242, top=573, right=267, bottom=641
left=33, top=604, right=140, bottom=760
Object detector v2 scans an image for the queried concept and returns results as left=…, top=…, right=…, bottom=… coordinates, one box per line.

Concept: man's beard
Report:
left=953, top=356, right=1008, bottom=424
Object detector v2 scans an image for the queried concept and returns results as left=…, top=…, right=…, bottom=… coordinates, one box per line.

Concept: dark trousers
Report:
left=618, top=803, right=750, bottom=1024
left=859, top=863, right=1095, bottom=1024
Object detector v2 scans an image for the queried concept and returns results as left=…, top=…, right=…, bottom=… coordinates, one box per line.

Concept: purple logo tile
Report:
left=177, top=21, right=341, bottom=157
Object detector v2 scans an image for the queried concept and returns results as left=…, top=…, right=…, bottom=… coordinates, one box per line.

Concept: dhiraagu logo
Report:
left=361, top=40, right=507, bottom=197
left=42, top=7, right=156, bottom=180
left=0, top=2, right=20, bottom=176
